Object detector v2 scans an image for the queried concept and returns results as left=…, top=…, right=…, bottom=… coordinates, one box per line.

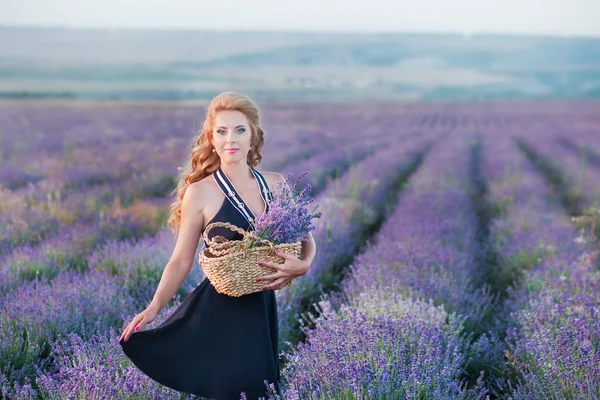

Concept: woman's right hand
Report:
left=119, top=306, right=160, bottom=343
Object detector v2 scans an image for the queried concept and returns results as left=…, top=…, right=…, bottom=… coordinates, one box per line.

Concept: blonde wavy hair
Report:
left=167, top=92, right=265, bottom=233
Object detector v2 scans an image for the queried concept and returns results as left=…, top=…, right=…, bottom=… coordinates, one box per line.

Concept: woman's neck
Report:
left=220, top=161, right=253, bottom=185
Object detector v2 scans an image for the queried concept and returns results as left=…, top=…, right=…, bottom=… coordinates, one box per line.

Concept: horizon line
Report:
left=1, top=23, right=599, bottom=40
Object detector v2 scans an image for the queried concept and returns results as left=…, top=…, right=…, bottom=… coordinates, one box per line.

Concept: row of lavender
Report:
left=480, top=132, right=600, bottom=398
left=512, top=122, right=600, bottom=259
left=547, top=126, right=600, bottom=244
left=279, top=132, right=497, bottom=399
left=276, top=130, right=438, bottom=350
left=516, top=124, right=600, bottom=211
left=278, top=123, right=600, bottom=399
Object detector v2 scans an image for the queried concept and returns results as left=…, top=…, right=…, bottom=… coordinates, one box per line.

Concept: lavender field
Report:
left=1, top=99, right=599, bottom=399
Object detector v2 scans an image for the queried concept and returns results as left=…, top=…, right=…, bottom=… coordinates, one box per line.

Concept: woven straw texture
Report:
left=199, top=221, right=302, bottom=297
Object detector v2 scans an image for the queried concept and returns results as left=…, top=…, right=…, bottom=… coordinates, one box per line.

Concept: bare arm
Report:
left=300, top=231, right=317, bottom=269
left=148, top=183, right=205, bottom=313
left=120, top=183, right=206, bottom=342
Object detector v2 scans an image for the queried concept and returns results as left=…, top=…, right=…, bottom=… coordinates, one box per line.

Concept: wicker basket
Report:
left=199, top=221, right=302, bottom=297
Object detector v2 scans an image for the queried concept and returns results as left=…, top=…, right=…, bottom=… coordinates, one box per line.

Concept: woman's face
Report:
left=211, top=110, right=253, bottom=162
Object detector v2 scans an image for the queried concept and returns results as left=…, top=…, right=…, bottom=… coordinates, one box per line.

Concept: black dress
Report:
left=119, top=166, right=281, bottom=400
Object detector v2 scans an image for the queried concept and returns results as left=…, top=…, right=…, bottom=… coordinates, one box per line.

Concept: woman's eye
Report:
left=216, top=128, right=244, bottom=134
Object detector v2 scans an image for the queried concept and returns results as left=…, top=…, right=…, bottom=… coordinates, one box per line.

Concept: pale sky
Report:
left=1, top=0, right=599, bottom=37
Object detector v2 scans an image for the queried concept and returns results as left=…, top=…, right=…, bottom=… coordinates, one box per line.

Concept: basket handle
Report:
left=203, top=221, right=276, bottom=252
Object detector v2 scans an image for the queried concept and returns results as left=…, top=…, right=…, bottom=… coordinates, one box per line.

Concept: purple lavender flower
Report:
left=34, top=327, right=196, bottom=400
left=252, top=171, right=322, bottom=245
left=282, top=292, right=477, bottom=399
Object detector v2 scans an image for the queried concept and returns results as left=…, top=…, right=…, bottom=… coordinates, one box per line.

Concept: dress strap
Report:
left=212, top=166, right=271, bottom=230
left=250, top=168, right=273, bottom=204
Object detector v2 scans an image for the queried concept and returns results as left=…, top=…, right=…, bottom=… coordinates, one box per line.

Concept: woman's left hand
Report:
left=257, top=249, right=310, bottom=290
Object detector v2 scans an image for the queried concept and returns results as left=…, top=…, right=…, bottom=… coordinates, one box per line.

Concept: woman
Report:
left=119, top=92, right=317, bottom=400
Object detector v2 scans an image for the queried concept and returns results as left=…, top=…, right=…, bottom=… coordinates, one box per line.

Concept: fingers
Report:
left=257, top=250, right=296, bottom=289
left=119, top=320, right=133, bottom=343
left=275, top=249, right=300, bottom=264
left=272, top=278, right=291, bottom=291
left=261, top=277, right=288, bottom=291
left=259, top=259, right=286, bottom=271
left=131, top=316, right=145, bottom=339
left=273, top=249, right=292, bottom=259
left=120, top=314, right=144, bottom=342
left=120, top=325, right=131, bottom=343
left=256, top=271, right=283, bottom=282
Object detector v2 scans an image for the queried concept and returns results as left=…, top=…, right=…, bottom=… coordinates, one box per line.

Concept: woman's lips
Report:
left=224, top=148, right=239, bottom=153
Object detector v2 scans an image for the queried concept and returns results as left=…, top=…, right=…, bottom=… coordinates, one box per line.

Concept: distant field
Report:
left=1, top=26, right=599, bottom=101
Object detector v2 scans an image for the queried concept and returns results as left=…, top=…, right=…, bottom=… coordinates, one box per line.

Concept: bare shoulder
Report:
left=188, top=175, right=214, bottom=195
left=187, top=173, right=227, bottom=229
left=185, top=174, right=221, bottom=208
left=261, top=171, right=287, bottom=187
left=167, top=174, right=221, bottom=269
left=259, top=171, right=292, bottom=198
left=195, top=173, right=220, bottom=190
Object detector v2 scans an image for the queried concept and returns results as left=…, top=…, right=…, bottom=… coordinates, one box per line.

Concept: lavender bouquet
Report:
left=248, top=171, right=321, bottom=248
